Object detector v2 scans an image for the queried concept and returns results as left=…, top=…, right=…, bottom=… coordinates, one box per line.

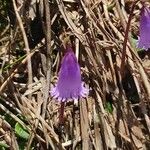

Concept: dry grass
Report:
left=0, top=0, right=150, bottom=149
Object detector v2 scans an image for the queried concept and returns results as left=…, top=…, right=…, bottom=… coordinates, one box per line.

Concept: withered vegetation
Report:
left=0, top=0, right=150, bottom=149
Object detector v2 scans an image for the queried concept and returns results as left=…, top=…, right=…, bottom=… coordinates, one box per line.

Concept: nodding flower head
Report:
left=50, top=48, right=89, bottom=102
left=137, top=6, right=150, bottom=50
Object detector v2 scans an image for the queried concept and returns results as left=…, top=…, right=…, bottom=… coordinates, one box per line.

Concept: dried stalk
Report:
left=12, top=0, right=33, bottom=98
left=42, top=0, right=52, bottom=118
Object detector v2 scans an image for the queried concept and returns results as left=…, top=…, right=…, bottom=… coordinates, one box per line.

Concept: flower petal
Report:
left=50, top=49, right=89, bottom=101
left=137, top=6, right=150, bottom=50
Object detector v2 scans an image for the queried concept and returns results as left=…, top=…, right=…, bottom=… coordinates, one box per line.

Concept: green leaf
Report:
left=105, top=102, right=113, bottom=113
left=0, top=141, right=9, bottom=149
left=107, top=1, right=116, bottom=11
left=130, top=37, right=144, bottom=52
left=18, top=140, right=27, bottom=150
left=4, top=114, right=16, bottom=128
left=15, top=123, right=29, bottom=140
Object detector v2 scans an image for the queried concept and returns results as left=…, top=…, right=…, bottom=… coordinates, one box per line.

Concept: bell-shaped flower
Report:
left=137, top=6, right=150, bottom=50
left=50, top=48, right=89, bottom=102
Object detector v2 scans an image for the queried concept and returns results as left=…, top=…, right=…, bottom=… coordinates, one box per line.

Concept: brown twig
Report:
left=41, top=0, right=52, bottom=148
left=0, top=52, right=34, bottom=94
left=59, top=101, right=65, bottom=125
left=42, top=0, right=51, bottom=118
left=119, top=0, right=139, bottom=76
left=12, top=0, right=33, bottom=98
left=79, top=98, right=89, bottom=150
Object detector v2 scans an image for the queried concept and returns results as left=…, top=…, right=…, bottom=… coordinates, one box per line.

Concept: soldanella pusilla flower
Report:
left=50, top=47, right=89, bottom=102
left=138, top=6, right=150, bottom=50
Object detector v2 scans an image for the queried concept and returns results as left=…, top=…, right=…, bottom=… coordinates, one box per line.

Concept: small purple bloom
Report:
left=137, top=6, right=150, bottom=50
left=50, top=48, right=89, bottom=102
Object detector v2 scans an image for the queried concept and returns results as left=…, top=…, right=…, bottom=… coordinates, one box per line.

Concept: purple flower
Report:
left=50, top=48, right=89, bottom=102
left=137, top=6, right=150, bottom=50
